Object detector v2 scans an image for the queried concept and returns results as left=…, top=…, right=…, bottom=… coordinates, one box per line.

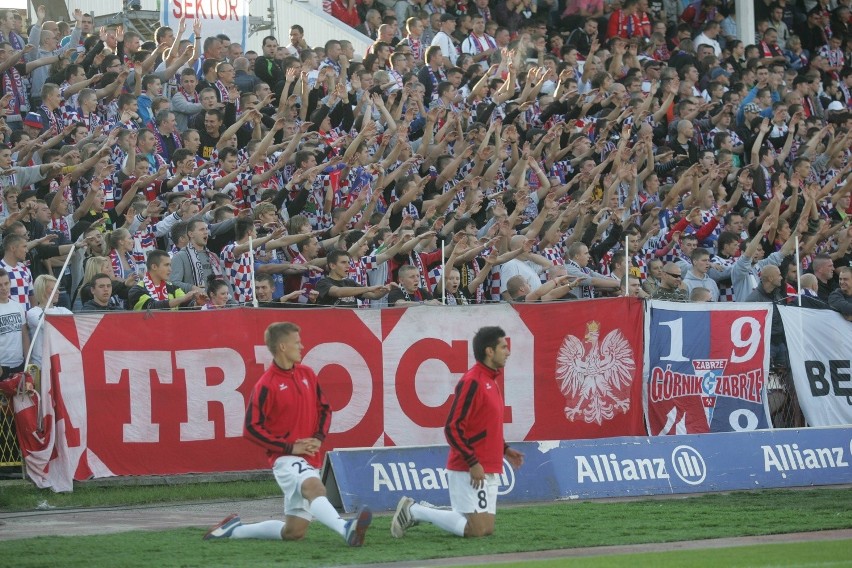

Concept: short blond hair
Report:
left=264, top=322, right=300, bottom=355
left=3, top=185, right=20, bottom=200
left=253, top=202, right=277, bottom=221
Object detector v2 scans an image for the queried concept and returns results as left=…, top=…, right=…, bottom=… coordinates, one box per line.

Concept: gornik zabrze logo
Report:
left=555, top=321, right=635, bottom=424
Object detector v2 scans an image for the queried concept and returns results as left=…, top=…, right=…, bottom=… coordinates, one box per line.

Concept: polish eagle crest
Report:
left=555, top=321, right=635, bottom=424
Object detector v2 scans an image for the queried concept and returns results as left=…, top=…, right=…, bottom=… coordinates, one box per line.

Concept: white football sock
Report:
left=230, top=520, right=285, bottom=540
left=309, top=496, right=347, bottom=537
left=410, top=503, right=467, bottom=537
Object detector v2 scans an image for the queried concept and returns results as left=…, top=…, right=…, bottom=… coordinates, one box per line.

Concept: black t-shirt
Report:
left=77, top=208, right=122, bottom=231
left=817, top=276, right=838, bottom=302
left=198, top=129, right=220, bottom=161
left=315, top=276, right=361, bottom=307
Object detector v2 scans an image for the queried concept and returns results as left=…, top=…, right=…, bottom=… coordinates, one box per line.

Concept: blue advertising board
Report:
left=323, top=427, right=852, bottom=512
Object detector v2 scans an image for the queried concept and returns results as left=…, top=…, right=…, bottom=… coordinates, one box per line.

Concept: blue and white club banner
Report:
left=323, top=427, right=852, bottom=512
left=644, top=301, right=773, bottom=435
left=779, top=306, right=852, bottom=426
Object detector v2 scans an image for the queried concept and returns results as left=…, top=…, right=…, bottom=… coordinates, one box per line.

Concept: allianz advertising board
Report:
left=323, top=427, right=852, bottom=512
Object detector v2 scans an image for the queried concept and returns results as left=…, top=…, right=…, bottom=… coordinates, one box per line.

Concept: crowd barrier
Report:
left=2, top=298, right=847, bottom=492
left=324, top=426, right=852, bottom=512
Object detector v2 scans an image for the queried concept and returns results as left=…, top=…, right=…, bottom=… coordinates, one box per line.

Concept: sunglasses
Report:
left=665, top=272, right=682, bottom=278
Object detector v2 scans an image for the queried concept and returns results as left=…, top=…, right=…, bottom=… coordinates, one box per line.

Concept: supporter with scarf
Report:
left=128, top=249, right=206, bottom=310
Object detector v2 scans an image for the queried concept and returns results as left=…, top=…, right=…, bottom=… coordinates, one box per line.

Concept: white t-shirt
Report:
left=430, top=31, right=458, bottom=65
left=498, top=258, right=543, bottom=296
left=0, top=300, right=26, bottom=368
left=693, top=33, right=722, bottom=57
left=26, top=305, right=73, bottom=368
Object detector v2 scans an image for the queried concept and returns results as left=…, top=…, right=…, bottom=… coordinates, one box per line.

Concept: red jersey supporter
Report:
left=607, top=0, right=651, bottom=39
left=0, top=233, right=33, bottom=309
left=219, top=217, right=311, bottom=303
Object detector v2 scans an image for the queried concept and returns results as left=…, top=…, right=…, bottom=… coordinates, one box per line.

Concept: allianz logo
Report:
left=576, top=445, right=707, bottom=485
left=372, top=458, right=516, bottom=495
left=762, top=442, right=850, bottom=479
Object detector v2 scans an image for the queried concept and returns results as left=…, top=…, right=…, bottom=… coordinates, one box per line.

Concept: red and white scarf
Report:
left=142, top=273, right=168, bottom=300
left=292, top=252, right=323, bottom=303
left=612, top=10, right=644, bottom=39
left=410, top=250, right=436, bottom=290
left=177, top=87, right=199, bottom=104
left=468, top=33, right=496, bottom=54
left=216, top=80, right=239, bottom=111
left=110, top=249, right=137, bottom=280
left=408, top=37, right=423, bottom=61
left=2, top=67, right=26, bottom=115
left=74, top=110, right=103, bottom=132
left=426, top=66, right=447, bottom=100
left=215, top=80, right=230, bottom=103
left=48, top=216, right=70, bottom=242
left=150, top=124, right=182, bottom=158
left=40, top=104, right=62, bottom=136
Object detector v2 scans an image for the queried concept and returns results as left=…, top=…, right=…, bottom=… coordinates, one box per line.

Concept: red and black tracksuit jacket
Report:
left=243, top=362, right=331, bottom=468
left=444, top=362, right=507, bottom=474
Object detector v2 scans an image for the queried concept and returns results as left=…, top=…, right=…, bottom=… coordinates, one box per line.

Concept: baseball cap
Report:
left=440, top=13, right=456, bottom=22
left=23, top=112, right=43, bottom=129
left=827, top=101, right=845, bottom=111
left=710, top=67, right=731, bottom=80
left=743, top=102, right=761, bottom=114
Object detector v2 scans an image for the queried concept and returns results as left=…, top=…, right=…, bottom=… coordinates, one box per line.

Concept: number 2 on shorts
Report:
left=292, top=460, right=314, bottom=474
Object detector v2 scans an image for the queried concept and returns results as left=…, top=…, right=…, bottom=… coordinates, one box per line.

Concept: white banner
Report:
left=162, top=0, right=248, bottom=48
left=779, top=306, right=852, bottom=426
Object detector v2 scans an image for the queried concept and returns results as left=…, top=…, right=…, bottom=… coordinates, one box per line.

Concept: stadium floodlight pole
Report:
left=441, top=239, right=446, bottom=305
left=795, top=235, right=802, bottom=307
left=24, top=242, right=77, bottom=370
left=249, top=236, right=258, bottom=308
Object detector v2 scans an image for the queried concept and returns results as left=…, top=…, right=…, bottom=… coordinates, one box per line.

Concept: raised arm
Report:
left=216, top=109, right=256, bottom=150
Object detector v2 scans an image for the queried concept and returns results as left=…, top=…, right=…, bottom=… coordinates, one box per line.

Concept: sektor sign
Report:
left=162, top=0, right=248, bottom=49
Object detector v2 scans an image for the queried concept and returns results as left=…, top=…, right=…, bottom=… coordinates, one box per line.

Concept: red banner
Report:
left=37, top=299, right=645, bottom=491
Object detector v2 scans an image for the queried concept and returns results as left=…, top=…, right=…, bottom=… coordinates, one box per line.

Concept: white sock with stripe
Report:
left=410, top=503, right=467, bottom=537
left=230, top=520, right=285, bottom=540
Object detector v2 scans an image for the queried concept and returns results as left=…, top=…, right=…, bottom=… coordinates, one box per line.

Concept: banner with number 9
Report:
left=643, top=301, right=773, bottom=435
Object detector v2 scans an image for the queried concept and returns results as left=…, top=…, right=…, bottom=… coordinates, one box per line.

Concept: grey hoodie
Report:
left=683, top=269, right=720, bottom=301
left=731, top=251, right=785, bottom=302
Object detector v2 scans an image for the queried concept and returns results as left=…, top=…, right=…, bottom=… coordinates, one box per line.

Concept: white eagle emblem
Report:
left=555, top=321, right=635, bottom=424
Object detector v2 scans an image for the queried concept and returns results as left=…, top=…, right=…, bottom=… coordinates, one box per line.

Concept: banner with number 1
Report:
left=643, top=301, right=773, bottom=435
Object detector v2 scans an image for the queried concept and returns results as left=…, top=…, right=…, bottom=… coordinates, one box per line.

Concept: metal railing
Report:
left=0, top=395, right=22, bottom=467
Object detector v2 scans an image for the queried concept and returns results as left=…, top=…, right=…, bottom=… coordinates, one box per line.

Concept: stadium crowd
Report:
left=0, top=0, right=851, bottom=374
